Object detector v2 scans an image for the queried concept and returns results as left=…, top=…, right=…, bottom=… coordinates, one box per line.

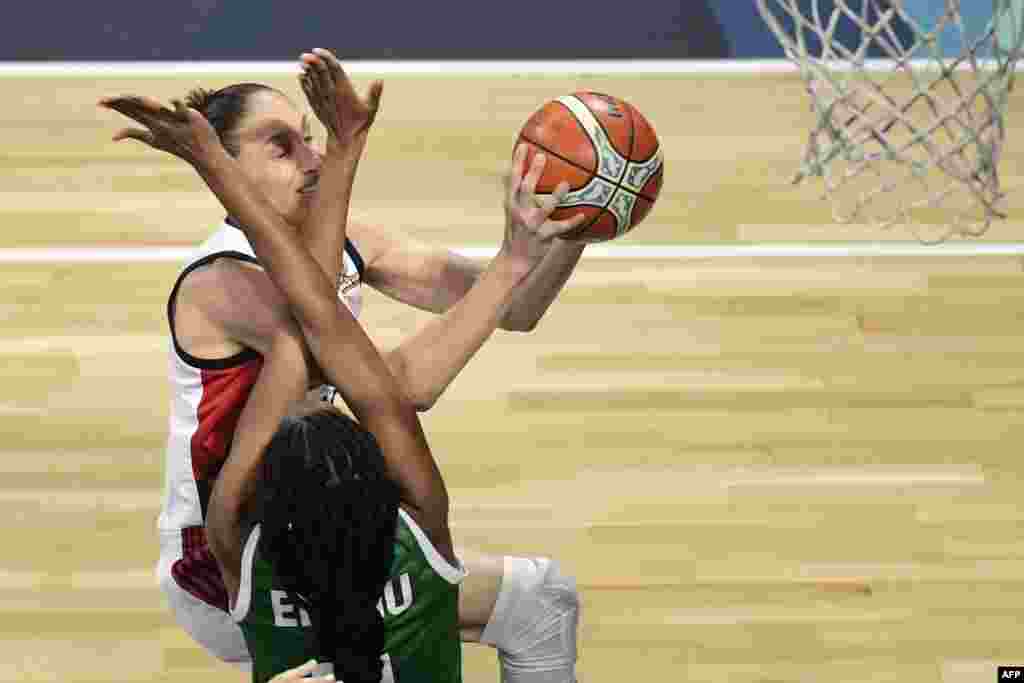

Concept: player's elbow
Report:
left=402, top=381, right=440, bottom=412
left=293, top=300, right=338, bottom=345
left=411, top=391, right=439, bottom=412
left=383, top=351, right=439, bottom=411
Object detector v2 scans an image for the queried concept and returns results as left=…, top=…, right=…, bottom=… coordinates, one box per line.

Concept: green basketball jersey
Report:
left=232, top=508, right=465, bottom=683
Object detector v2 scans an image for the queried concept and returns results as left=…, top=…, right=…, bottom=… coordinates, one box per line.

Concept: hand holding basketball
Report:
left=99, top=95, right=221, bottom=168
left=299, top=48, right=383, bottom=149
left=499, top=144, right=587, bottom=273
left=515, top=92, right=663, bottom=242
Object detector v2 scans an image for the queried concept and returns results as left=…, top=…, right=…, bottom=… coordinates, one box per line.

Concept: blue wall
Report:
left=0, top=1, right=1000, bottom=60
left=0, top=0, right=726, bottom=60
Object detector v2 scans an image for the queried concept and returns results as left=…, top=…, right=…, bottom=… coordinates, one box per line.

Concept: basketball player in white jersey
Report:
left=102, top=49, right=583, bottom=683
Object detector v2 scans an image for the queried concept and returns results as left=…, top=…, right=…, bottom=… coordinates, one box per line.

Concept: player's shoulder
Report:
left=183, top=252, right=270, bottom=293
left=189, top=254, right=264, bottom=286
left=396, top=508, right=464, bottom=585
left=178, top=255, right=289, bottom=332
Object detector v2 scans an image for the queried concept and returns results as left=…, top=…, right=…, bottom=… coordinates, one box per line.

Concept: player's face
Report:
left=232, top=91, right=321, bottom=227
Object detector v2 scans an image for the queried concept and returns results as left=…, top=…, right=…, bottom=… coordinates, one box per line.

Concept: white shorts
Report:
left=157, top=529, right=251, bottom=669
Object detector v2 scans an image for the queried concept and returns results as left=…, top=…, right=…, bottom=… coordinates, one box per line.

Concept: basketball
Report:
left=515, top=92, right=664, bottom=243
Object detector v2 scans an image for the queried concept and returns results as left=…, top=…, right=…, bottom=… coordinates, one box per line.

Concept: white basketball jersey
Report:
left=158, top=220, right=365, bottom=534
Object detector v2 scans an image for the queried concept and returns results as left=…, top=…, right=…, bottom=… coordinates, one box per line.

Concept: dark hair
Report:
left=256, top=409, right=400, bottom=683
left=184, top=83, right=279, bottom=156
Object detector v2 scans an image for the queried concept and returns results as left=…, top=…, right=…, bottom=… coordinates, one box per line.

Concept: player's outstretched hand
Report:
left=268, top=659, right=335, bottom=683
left=98, top=95, right=220, bottom=168
left=299, top=48, right=383, bottom=148
left=500, top=144, right=586, bottom=269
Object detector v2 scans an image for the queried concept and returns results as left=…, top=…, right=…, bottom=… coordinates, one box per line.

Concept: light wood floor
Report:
left=2, top=71, right=1024, bottom=683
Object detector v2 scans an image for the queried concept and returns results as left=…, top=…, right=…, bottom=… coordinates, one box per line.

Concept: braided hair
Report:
left=255, top=407, right=400, bottom=683
left=183, top=83, right=280, bottom=156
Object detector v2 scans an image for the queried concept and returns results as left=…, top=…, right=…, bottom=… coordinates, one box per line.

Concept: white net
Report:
left=755, top=0, right=1024, bottom=241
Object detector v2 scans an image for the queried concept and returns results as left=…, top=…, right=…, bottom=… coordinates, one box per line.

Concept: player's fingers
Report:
left=540, top=212, right=587, bottom=240
left=367, top=80, right=384, bottom=116
left=101, top=94, right=161, bottom=111
left=112, top=96, right=179, bottom=130
left=506, top=144, right=528, bottom=202
left=538, top=180, right=570, bottom=215
left=98, top=96, right=145, bottom=117
left=302, top=53, right=330, bottom=99
left=287, top=659, right=319, bottom=677
left=171, top=99, right=195, bottom=122
left=121, top=94, right=166, bottom=111
left=520, top=151, right=546, bottom=199
left=97, top=96, right=121, bottom=110
left=123, top=96, right=172, bottom=124
left=298, top=52, right=317, bottom=77
left=111, top=127, right=156, bottom=145
left=299, top=71, right=318, bottom=106
left=314, top=48, right=346, bottom=91
left=269, top=659, right=334, bottom=683
left=308, top=50, right=335, bottom=93
left=100, top=100, right=162, bottom=130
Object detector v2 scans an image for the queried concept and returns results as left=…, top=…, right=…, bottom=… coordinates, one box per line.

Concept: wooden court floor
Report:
left=1, top=71, right=1024, bottom=682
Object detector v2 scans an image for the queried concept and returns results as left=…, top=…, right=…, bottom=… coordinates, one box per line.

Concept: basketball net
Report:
left=755, top=0, right=1024, bottom=242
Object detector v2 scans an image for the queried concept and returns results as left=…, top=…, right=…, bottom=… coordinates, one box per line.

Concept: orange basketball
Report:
left=515, top=92, right=664, bottom=243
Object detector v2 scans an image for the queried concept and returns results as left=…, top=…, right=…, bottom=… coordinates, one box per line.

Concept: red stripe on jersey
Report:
left=171, top=536, right=230, bottom=613
left=190, top=357, right=264, bottom=484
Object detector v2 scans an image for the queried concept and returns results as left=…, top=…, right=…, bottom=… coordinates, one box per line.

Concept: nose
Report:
left=298, top=139, right=321, bottom=173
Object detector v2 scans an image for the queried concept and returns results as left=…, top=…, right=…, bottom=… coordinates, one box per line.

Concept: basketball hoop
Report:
left=755, top=0, right=1024, bottom=242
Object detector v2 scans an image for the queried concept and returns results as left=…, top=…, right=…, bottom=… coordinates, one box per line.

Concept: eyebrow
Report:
left=242, top=116, right=311, bottom=141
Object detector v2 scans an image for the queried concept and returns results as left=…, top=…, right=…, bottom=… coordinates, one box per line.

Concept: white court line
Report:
left=2, top=243, right=1024, bottom=264
left=0, top=59, right=1015, bottom=77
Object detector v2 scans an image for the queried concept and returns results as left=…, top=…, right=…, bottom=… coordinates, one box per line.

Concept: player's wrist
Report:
left=323, top=133, right=368, bottom=164
left=493, top=247, right=536, bottom=285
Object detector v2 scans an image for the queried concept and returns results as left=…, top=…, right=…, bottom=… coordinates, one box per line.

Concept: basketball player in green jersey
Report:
left=219, top=386, right=463, bottom=683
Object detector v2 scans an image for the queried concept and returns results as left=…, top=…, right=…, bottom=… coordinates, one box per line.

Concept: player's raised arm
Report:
left=296, top=48, right=382, bottom=286
left=205, top=325, right=310, bottom=598
left=376, top=146, right=586, bottom=410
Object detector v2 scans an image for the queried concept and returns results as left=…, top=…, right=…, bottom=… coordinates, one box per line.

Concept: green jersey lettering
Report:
left=233, top=508, right=464, bottom=683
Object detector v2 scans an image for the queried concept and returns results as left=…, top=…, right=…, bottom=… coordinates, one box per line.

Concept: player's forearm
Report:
left=355, top=396, right=451, bottom=526
left=298, top=139, right=364, bottom=286
left=303, top=302, right=450, bottom=522
left=384, top=254, right=531, bottom=411
left=194, top=146, right=346, bottom=339
left=207, top=333, right=309, bottom=575
left=500, top=240, right=586, bottom=331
